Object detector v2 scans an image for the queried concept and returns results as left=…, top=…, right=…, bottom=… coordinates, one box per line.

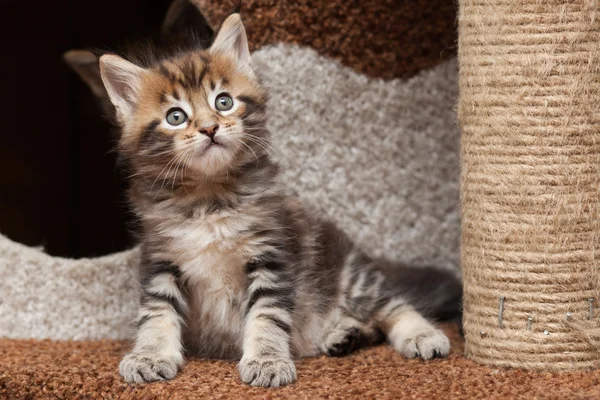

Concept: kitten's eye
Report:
left=215, top=93, right=234, bottom=112
left=166, top=108, right=187, bottom=126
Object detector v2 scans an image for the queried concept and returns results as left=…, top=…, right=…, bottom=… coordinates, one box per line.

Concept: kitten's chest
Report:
left=160, top=207, right=265, bottom=278
left=156, top=208, right=267, bottom=357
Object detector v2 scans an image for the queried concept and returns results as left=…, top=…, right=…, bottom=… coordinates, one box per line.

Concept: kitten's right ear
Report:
left=99, top=54, right=145, bottom=121
left=63, top=50, right=108, bottom=99
left=210, top=13, right=250, bottom=65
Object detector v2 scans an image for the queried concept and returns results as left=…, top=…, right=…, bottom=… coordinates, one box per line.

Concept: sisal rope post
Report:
left=459, top=0, right=600, bottom=370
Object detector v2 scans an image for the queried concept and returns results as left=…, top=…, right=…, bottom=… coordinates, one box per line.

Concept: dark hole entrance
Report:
left=0, top=0, right=171, bottom=257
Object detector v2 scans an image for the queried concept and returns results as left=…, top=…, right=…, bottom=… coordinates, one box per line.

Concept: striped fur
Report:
left=100, top=14, right=462, bottom=388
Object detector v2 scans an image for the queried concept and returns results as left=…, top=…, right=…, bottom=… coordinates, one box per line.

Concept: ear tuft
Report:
left=99, top=54, right=145, bottom=122
left=210, top=13, right=250, bottom=65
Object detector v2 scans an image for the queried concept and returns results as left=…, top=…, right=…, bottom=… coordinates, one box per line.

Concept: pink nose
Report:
left=199, top=124, right=219, bottom=138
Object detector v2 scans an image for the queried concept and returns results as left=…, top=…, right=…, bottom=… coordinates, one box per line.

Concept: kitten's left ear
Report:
left=99, top=54, right=146, bottom=122
left=210, top=13, right=250, bottom=65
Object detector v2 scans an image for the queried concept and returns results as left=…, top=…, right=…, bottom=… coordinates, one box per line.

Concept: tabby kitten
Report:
left=99, top=13, right=462, bottom=387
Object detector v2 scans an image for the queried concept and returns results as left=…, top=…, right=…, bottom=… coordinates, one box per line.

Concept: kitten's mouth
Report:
left=198, top=140, right=225, bottom=155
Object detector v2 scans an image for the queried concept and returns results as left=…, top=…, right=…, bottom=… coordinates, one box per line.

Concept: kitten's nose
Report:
left=199, top=124, right=219, bottom=138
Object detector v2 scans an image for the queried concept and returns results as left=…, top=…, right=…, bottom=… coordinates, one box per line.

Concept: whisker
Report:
left=151, top=152, right=182, bottom=192
left=169, top=149, right=192, bottom=191
left=179, top=148, right=195, bottom=190
left=171, top=151, right=186, bottom=190
left=180, top=150, right=193, bottom=188
left=157, top=150, right=188, bottom=195
left=244, top=135, right=277, bottom=158
left=239, top=140, right=259, bottom=164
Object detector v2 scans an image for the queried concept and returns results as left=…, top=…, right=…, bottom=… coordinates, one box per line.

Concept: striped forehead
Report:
left=155, top=54, right=237, bottom=106
left=156, top=54, right=210, bottom=90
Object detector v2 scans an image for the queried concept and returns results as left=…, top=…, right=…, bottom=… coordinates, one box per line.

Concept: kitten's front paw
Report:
left=397, top=328, right=450, bottom=360
left=238, top=356, right=296, bottom=387
left=119, top=352, right=180, bottom=383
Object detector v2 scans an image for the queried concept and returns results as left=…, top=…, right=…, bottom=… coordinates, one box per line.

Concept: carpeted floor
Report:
left=2, top=325, right=599, bottom=399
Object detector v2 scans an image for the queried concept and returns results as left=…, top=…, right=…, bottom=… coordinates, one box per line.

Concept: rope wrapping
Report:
left=459, top=0, right=600, bottom=370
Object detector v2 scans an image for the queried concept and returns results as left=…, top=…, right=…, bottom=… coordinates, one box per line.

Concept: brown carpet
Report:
left=2, top=325, right=600, bottom=399
left=195, top=0, right=457, bottom=79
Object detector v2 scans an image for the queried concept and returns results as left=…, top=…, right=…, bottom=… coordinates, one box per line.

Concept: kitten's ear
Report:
left=99, top=54, right=145, bottom=121
left=63, top=50, right=108, bottom=99
left=161, top=0, right=214, bottom=46
left=210, top=13, right=250, bottom=65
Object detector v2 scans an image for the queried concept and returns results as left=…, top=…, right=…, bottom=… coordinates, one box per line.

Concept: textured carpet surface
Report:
left=0, top=44, right=460, bottom=341
left=258, top=46, right=460, bottom=270
left=0, top=234, right=140, bottom=341
left=195, top=0, right=457, bottom=79
left=2, top=325, right=600, bottom=399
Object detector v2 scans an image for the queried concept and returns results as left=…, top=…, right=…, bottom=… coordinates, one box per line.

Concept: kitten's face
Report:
left=100, top=14, right=267, bottom=179
left=129, top=52, right=265, bottom=177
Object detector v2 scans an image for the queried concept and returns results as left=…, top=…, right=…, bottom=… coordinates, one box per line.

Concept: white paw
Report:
left=397, top=328, right=450, bottom=360
left=238, top=357, right=297, bottom=387
left=119, top=352, right=181, bottom=383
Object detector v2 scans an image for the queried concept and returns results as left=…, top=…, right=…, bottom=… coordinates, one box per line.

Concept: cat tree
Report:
left=459, top=0, right=600, bottom=369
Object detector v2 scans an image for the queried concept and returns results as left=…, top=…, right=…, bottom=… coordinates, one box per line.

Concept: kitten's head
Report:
left=99, top=14, right=267, bottom=180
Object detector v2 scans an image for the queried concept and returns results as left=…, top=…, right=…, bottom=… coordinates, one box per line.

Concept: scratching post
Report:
left=459, top=0, right=600, bottom=369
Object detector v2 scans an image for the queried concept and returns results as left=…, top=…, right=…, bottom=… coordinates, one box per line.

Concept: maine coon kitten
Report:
left=99, top=13, right=462, bottom=387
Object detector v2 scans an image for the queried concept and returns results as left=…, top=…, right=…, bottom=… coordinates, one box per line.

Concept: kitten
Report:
left=99, top=13, right=462, bottom=387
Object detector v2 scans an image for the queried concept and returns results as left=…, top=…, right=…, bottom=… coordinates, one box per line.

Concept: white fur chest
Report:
left=159, top=206, right=268, bottom=280
left=152, top=205, right=269, bottom=358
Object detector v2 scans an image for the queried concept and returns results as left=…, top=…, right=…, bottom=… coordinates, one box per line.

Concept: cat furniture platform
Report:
left=2, top=0, right=600, bottom=397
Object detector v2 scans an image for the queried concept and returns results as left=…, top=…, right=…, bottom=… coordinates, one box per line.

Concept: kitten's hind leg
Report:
left=329, top=247, right=456, bottom=360
left=322, top=323, right=361, bottom=357
left=370, top=261, right=459, bottom=359
left=378, top=302, right=450, bottom=360
left=321, top=314, right=383, bottom=357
